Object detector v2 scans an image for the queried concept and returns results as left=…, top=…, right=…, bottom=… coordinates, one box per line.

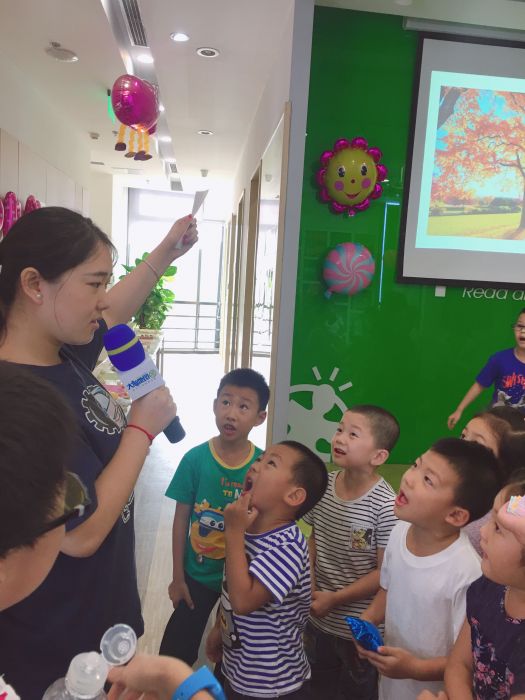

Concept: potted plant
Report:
left=120, top=253, right=177, bottom=331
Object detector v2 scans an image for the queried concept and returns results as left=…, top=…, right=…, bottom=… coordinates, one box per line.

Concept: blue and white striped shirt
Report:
left=220, top=523, right=311, bottom=697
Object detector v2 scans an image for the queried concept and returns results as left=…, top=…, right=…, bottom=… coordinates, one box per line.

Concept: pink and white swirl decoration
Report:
left=323, top=242, right=375, bottom=298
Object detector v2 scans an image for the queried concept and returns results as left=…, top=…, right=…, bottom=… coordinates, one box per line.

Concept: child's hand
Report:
left=417, top=693, right=448, bottom=700
left=224, top=493, right=258, bottom=532
left=168, top=579, right=194, bottom=610
left=447, top=410, right=462, bottom=430
left=310, top=590, right=336, bottom=618
left=206, top=625, right=223, bottom=664
left=358, top=645, right=419, bottom=679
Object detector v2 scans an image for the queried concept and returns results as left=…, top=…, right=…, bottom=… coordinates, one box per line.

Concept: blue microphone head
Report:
left=104, top=324, right=146, bottom=371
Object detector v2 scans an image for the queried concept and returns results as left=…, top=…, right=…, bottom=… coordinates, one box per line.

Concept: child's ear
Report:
left=445, top=506, right=470, bottom=528
left=254, top=410, right=267, bottom=427
left=371, top=448, right=389, bottom=467
left=284, top=485, right=307, bottom=511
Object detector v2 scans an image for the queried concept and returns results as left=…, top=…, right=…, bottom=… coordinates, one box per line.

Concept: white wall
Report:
left=89, top=171, right=113, bottom=237
left=0, top=55, right=90, bottom=190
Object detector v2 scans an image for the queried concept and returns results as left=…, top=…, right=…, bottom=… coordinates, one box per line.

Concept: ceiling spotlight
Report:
left=197, top=130, right=213, bottom=136
left=45, top=41, right=78, bottom=63
left=170, top=32, right=189, bottom=42
left=158, top=135, right=172, bottom=143
left=200, top=169, right=209, bottom=178
left=196, top=47, right=220, bottom=58
left=137, top=53, right=154, bottom=64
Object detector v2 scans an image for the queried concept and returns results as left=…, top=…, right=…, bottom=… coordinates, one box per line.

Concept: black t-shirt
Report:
left=0, top=321, right=143, bottom=700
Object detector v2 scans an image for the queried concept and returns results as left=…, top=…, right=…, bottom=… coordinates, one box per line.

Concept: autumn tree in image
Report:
left=431, top=87, right=525, bottom=235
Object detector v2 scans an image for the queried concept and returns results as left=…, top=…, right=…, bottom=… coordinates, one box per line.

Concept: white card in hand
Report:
left=176, top=190, right=209, bottom=249
left=192, top=189, right=208, bottom=217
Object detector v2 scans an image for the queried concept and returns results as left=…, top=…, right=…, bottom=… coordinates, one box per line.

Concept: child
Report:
left=358, top=438, right=502, bottom=700
left=206, top=440, right=328, bottom=699
left=448, top=308, right=525, bottom=429
left=303, top=405, right=400, bottom=699
left=160, top=368, right=269, bottom=665
left=418, top=479, right=525, bottom=700
left=460, top=410, right=510, bottom=554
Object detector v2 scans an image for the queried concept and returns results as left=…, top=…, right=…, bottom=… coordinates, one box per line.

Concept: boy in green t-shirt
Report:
left=159, top=368, right=269, bottom=665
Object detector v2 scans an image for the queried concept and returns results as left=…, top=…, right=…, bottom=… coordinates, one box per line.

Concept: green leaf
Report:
left=164, top=265, right=177, bottom=277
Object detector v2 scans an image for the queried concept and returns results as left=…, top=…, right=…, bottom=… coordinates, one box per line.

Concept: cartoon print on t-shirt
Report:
left=190, top=500, right=225, bottom=563
left=81, top=384, right=126, bottom=435
left=349, top=523, right=373, bottom=551
left=220, top=580, right=241, bottom=649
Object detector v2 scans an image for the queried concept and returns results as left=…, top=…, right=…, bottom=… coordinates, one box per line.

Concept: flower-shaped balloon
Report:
left=317, top=137, right=387, bottom=216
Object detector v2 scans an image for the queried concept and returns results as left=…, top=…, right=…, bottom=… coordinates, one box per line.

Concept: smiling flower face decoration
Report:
left=317, top=137, right=387, bottom=216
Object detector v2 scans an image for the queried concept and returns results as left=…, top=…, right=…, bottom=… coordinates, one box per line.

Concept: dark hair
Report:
left=279, top=440, right=328, bottom=519
left=0, top=361, right=76, bottom=557
left=0, top=207, right=115, bottom=340
left=487, top=405, right=525, bottom=431
left=217, top=368, right=270, bottom=411
left=430, top=437, right=503, bottom=523
left=467, top=411, right=512, bottom=454
left=349, top=405, right=400, bottom=452
left=499, top=431, right=525, bottom=482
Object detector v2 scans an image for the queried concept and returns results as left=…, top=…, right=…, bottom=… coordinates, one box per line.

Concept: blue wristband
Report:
left=172, top=666, right=225, bottom=700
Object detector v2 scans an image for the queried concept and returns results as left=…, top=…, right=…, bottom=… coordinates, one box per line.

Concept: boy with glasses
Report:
left=448, top=308, right=525, bottom=429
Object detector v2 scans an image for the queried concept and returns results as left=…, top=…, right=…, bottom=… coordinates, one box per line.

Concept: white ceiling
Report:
left=1, top=0, right=525, bottom=195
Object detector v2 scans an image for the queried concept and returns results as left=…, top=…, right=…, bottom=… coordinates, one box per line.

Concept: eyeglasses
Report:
left=39, top=472, right=91, bottom=536
left=512, top=324, right=525, bottom=332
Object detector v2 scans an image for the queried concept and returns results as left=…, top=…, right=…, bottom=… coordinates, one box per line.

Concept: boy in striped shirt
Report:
left=206, top=440, right=328, bottom=699
left=303, top=405, right=400, bottom=700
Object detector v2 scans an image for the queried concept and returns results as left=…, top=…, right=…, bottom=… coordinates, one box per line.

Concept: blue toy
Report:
left=345, top=616, right=383, bottom=652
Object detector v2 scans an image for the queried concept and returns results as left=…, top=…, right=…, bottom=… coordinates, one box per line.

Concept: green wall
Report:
left=289, top=7, right=525, bottom=463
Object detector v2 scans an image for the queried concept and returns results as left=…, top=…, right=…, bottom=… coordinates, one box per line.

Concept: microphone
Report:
left=103, top=324, right=185, bottom=444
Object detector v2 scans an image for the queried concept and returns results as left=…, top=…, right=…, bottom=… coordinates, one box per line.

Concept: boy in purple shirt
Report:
left=448, top=308, right=525, bottom=429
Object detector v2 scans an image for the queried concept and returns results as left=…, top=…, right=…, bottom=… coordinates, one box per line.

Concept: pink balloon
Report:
left=367, top=147, right=382, bottom=163
left=111, top=74, right=159, bottom=131
left=334, top=139, right=350, bottom=152
left=2, top=192, right=17, bottom=235
left=147, top=124, right=157, bottom=135
left=15, top=200, right=22, bottom=220
left=0, top=199, right=3, bottom=232
left=24, top=195, right=40, bottom=214
left=350, top=136, right=368, bottom=150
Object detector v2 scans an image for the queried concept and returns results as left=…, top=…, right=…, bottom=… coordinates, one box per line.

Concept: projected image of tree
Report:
left=429, top=87, right=525, bottom=240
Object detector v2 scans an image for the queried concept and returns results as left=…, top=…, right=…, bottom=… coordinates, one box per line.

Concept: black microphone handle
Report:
left=163, top=415, right=186, bottom=444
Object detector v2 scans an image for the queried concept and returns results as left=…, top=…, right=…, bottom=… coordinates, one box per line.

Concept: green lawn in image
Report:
left=428, top=212, right=523, bottom=239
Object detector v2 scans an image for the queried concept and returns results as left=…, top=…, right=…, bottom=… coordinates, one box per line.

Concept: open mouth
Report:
left=243, top=475, right=254, bottom=494
left=395, top=490, right=408, bottom=507
left=223, top=423, right=236, bottom=435
left=333, top=447, right=345, bottom=457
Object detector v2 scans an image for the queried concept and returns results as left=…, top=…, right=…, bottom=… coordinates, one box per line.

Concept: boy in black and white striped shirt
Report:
left=206, top=440, right=328, bottom=699
left=303, top=405, right=400, bottom=700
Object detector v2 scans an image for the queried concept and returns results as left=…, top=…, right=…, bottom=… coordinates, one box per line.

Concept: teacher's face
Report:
left=40, top=242, right=113, bottom=346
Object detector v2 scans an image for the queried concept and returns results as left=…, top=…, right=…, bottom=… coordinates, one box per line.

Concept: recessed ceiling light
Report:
left=170, top=32, right=189, bottom=42
left=196, top=47, right=220, bottom=58
left=197, top=130, right=214, bottom=136
left=137, top=53, right=154, bottom=64
left=159, top=104, right=165, bottom=112
left=45, top=41, right=78, bottom=63
left=158, top=135, right=172, bottom=143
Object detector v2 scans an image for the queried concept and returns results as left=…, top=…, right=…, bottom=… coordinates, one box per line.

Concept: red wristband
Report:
left=126, top=423, right=154, bottom=445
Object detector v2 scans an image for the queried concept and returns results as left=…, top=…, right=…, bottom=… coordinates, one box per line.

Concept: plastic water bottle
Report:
left=42, top=624, right=137, bottom=700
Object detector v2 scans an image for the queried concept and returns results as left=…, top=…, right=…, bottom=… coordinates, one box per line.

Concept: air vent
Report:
left=170, top=180, right=183, bottom=192
left=90, top=161, right=105, bottom=166
left=120, top=0, right=148, bottom=47
left=169, top=162, right=178, bottom=174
